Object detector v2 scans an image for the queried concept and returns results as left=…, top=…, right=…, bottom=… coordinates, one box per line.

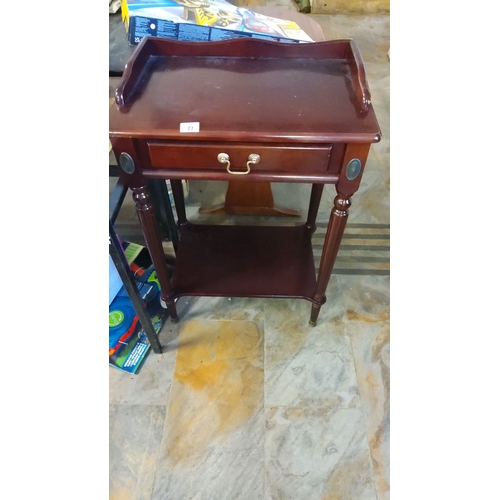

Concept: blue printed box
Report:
left=121, top=0, right=312, bottom=45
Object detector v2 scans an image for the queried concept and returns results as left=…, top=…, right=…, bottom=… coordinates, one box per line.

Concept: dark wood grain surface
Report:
left=109, top=38, right=380, bottom=144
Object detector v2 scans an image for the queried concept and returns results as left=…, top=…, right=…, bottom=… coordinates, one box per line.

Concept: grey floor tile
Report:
left=175, top=295, right=266, bottom=323
left=346, top=320, right=390, bottom=500
left=340, top=274, right=390, bottom=319
left=110, top=404, right=167, bottom=500
left=265, top=407, right=377, bottom=500
left=263, top=294, right=361, bottom=408
left=152, top=448, right=265, bottom=500
left=340, top=275, right=390, bottom=500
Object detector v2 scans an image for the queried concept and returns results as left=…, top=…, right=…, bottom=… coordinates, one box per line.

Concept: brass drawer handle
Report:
left=217, top=153, right=260, bottom=175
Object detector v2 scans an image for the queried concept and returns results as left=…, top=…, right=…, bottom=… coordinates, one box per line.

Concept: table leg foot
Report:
left=165, top=298, right=178, bottom=323
left=309, top=302, right=321, bottom=326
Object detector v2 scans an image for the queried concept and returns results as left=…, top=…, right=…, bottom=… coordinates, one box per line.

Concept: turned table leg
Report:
left=132, top=185, right=179, bottom=323
left=309, top=143, right=371, bottom=326
left=310, top=193, right=351, bottom=326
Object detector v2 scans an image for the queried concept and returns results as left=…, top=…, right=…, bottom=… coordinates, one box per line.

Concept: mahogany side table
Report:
left=109, top=37, right=381, bottom=326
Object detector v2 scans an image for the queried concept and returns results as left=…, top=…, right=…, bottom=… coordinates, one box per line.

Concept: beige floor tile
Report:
left=152, top=320, right=265, bottom=498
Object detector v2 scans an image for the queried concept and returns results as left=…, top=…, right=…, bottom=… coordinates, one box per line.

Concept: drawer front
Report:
left=147, top=142, right=333, bottom=173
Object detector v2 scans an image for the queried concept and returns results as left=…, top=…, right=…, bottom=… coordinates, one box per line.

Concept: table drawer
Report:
left=147, top=142, right=334, bottom=174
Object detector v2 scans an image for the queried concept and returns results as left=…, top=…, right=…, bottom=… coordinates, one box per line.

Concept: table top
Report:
left=109, top=37, right=380, bottom=144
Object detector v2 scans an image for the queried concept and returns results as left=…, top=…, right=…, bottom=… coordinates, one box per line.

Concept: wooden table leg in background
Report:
left=170, top=179, right=189, bottom=226
left=305, top=183, right=324, bottom=230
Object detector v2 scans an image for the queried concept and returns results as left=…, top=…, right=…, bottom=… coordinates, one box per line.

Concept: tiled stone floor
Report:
left=110, top=4, right=389, bottom=499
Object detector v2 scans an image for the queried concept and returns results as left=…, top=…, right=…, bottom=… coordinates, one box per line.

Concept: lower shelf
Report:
left=171, top=223, right=318, bottom=301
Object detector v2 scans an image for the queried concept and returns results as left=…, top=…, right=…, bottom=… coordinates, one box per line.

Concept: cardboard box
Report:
left=121, top=0, right=313, bottom=45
